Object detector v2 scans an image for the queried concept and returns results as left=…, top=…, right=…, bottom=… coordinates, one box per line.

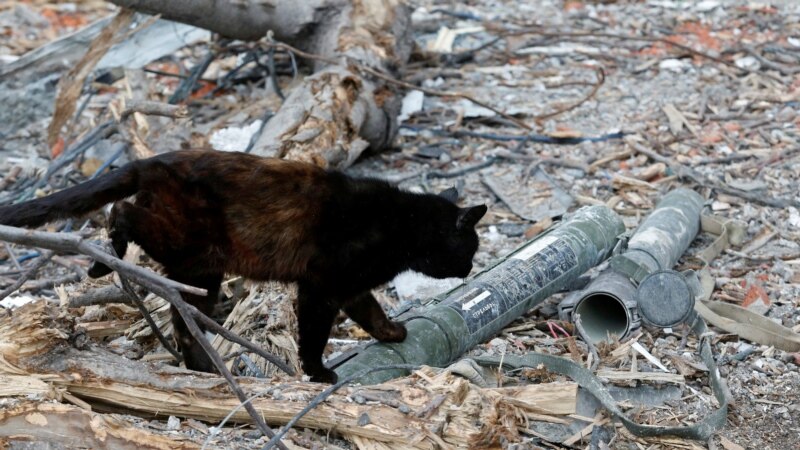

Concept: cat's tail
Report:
left=0, top=163, right=140, bottom=228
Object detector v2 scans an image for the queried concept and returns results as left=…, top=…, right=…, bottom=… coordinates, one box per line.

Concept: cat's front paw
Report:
left=376, top=321, right=407, bottom=343
left=87, top=261, right=113, bottom=278
left=308, top=367, right=338, bottom=384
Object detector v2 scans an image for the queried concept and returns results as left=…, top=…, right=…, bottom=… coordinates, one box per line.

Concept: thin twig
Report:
left=743, top=45, right=800, bottom=75
left=120, top=100, right=189, bottom=121
left=391, top=157, right=499, bottom=183
left=265, top=43, right=285, bottom=101
left=171, top=296, right=287, bottom=449
left=725, top=249, right=800, bottom=262
left=494, top=149, right=590, bottom=172
left=261, top=364, right=421, bottom=450
left=142, top=67, right=200, bottom=80
left=533, top=67, right=605, bottom=122
left=264, top=41, right=533, bottom=131
left=169, top=51, right=216, bottom=104
left=202, top=386, right=271, bottom=450
left=20, top=120, right=117, bottom=202
left=118, top=272, right=183, bottom=362
left=401, top=125, right=624, bottom=144
left=573, top=313, right=599, bottom=372
left=21, top=273, right=81, bottom=293
left=2, top=242, right=22, bottom=270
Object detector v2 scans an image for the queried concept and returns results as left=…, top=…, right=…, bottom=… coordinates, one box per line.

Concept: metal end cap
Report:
left=635, top=270, right=695, bottom=328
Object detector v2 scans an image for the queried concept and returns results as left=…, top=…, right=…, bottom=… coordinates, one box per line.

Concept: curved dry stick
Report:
left=533, top=67, right=605, bottom=122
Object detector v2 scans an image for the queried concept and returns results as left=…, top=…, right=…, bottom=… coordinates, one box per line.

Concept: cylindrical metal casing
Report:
left=559, top=188, right=705, bottom=343
left=610, top=188, right=704, bottom=282
left=335, top=205, right=625, bottom=384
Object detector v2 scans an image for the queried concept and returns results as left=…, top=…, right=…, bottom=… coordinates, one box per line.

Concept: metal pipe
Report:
left=559, top=188, right=705, bottom=343
left=334, top=205, right=625, bottom=384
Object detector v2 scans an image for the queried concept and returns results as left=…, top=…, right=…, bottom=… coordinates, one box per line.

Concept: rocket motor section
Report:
left=558, top=188, right=705, bottom=344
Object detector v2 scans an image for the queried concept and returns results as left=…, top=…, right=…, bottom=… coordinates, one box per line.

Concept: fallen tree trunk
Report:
left=1, top=301, right=578, bottom=449
left=110, top=0, right=413, bottom=169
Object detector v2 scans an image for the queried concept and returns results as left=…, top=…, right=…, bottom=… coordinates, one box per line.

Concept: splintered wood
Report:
left=0, top=300, right=577, bottom=449
left=0, top=403, right=199, bottom=450
left=210, top=282, right=302, bottom=376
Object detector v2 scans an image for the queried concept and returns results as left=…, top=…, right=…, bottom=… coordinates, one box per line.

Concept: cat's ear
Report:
left=439, top=187, right=459, bottom=204
left=457, top=205, right=487, bottom=230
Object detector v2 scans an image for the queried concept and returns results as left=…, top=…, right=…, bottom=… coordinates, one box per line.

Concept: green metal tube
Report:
left=609, top=188, right=705, bottom=282
left=559, top=188, right=705, bottom=342
left=334, top=205, right=625, bottom=384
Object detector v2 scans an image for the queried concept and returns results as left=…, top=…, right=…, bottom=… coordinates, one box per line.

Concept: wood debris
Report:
left=2, top=0, right=800, bottom=448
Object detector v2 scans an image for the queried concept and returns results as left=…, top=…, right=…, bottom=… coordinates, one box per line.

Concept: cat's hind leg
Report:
left=94, top=199, right=226, bottom=372
left=342, top=292, right=407, bottom=343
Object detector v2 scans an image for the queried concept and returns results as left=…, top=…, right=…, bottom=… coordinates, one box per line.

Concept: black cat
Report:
left=0, top=150, right=487, bottom=382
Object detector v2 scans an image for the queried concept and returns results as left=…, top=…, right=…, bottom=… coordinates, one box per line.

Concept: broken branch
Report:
left=0, top=223, right=294, bottom=448
left=120, top=100, right=189, bottom=120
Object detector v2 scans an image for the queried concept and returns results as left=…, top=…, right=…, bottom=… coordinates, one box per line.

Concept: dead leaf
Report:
left=662, top=103, right=697, bottom=137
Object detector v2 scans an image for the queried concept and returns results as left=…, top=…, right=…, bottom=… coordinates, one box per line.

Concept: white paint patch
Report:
left=454, top=98, right=496, bottom=118
left=630, top=227, right=675, bottom=247
left=512, top=235, right=559, bottom=261
left=461, top=290, right=491, bottom=311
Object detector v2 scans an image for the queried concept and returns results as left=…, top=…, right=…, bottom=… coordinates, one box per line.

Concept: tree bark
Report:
left=108, top=0, right=345, bottom=43
left=109, top=0, right=413, bottom=169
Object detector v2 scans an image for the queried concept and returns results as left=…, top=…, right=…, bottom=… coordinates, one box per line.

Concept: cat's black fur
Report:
left=0, top=150, right=487, bottom=382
